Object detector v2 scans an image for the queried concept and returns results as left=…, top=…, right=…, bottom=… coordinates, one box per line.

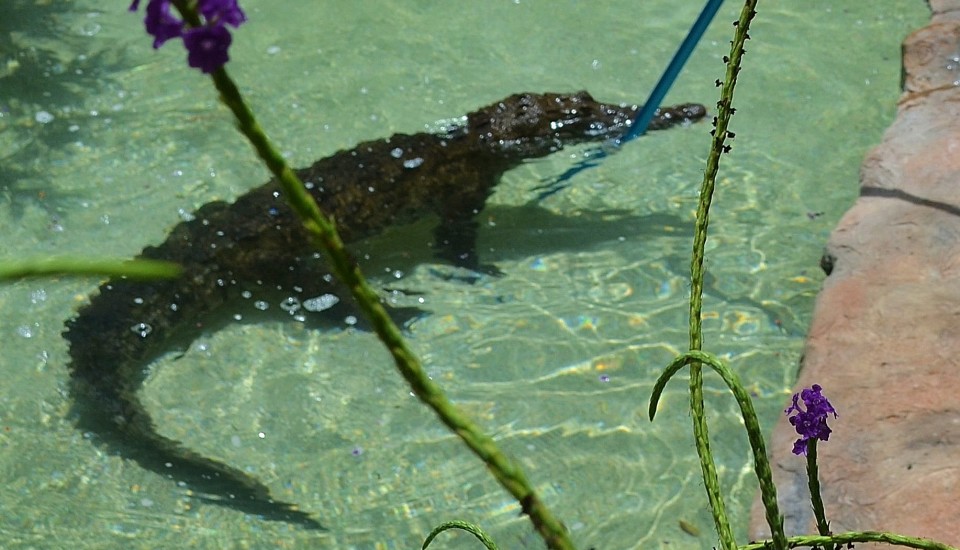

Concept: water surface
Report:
left=0, top=1, right=926, bottom=548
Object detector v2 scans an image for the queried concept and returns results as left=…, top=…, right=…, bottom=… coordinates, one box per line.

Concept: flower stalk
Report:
left=130, top=1, right=575, bottom=548
left=785, top=384, right=838, bottom=550
left=681, top=1, right=761, bottom=549
left=806, top=440, right=835, bottom=550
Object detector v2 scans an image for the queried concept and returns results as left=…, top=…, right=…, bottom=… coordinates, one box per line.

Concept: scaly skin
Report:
left=63, top=91, right=705, bottom=528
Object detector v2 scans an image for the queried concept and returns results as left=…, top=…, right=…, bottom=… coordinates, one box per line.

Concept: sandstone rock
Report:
left=749, top=2, right=960, bottom=547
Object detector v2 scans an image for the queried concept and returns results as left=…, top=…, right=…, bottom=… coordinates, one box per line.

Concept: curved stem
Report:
left=422, top=520, right=500, bottom=550
left=650, top=350, right=786, bottom=549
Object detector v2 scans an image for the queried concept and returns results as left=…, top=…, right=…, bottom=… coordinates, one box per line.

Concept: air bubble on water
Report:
left=279, top=297, right=301, bottom=314
left=131, top=323, right=152, bottom=337
left=79, top=14, right=102, bottom=37
left=35, top=111, right=54, bottom=124
left=17, top=325, right=33, bottom=338
left=344, top=315, right=358, bottom=326
left=233, top=314, right=242, bottom=321
left=403, top=157, right=424, bottom=169
left=392, top=270, right=403, bottom=279
left=30, top=289, right=47, bottom=304
left=303, top=294, right=340, bottom=312
left=253, top=300, right=269, bottom=311
left=390, top=147, right=403, bottom=158
left=241, top=290, right=252, bottom=299
left=133, top=297, right=144, bottom=305
left=177, top=208, right=196, bottom=222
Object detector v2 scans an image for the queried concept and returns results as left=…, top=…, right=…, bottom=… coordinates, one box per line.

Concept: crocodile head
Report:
left=466, top=91, right=704, bottom=158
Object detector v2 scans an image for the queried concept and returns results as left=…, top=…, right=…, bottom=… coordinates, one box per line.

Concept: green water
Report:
left=0, top=1, right=926, bottom=548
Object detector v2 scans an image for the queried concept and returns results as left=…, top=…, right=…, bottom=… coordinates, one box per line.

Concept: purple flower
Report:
left=144, top=0, right=184, bottom=48
left=199, top=0, right=247, bottom=27
left=785, top=384, right=838, bottom=455
left=129, top=0, right=246, bottom=73
left=183, top=24, right=232, bottom=73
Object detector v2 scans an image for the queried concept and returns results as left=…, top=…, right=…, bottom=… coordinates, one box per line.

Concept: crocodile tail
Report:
left=72, top=383, right=322, bottom=528
left=64, top=245, right=323, bottom=528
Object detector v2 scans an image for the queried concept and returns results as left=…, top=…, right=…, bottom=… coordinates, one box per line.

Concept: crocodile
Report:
left=63, top=91, right=705, bottom=528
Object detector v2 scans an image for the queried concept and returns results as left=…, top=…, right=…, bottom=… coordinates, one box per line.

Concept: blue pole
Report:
left=623, top=0, right=726, bottom=143
left=533, top=0, right=726, bottom=201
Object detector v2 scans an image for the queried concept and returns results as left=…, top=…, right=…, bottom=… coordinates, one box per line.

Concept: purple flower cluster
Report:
left=129, top=0, right=246, bottom=73
left=784, top=384, right=838, bottom=456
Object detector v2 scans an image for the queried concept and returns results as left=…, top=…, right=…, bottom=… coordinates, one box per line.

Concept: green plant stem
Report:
left=805, top=440, right=834, bottom=550
left=166, top=3, right=573, bottom=548
left=684, top=2, right=760, bottom=549
left=0, top=258, right=182, bottom=281
left=208, top=69, right=575, bottom=550
left=738, top=531, right=959, bottom=550
left=688, top=370, right=733, bottom=550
